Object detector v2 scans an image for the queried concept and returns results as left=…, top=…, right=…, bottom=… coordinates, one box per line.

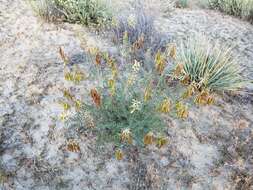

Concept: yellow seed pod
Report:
left=108, top=79, right=116, bottom=95
left=144, top=87, right=152, bottom=102
left=181, top=75, right=191, bottom=85
left=108, top=79, right=115, bottom=87
left=102, top=52, right=109, bottom=62
left=159, top=98, right=171, bottom=113
left=59, top=47, right=69, bottom=65
left=123, top=31, right=129, bottom=45
left=120, top=128, right=132, bottom=144
left=144, top=132, right=154, bottom=145
left=64, top=72, right=74, bottom=81
left=74, top=99, right=82, bottom=110
left=195, top=90, right=209, bottom=105
left=195, top=90, right=215, bottom=105
left=63, top=89, right=75, bottom=101
left=177, top=108, right=189, bottom=119
left=175, top=101, right=181, bottom=110
left=173, top=63, right=184, bottom=77
left=59, top=112, right=68, bottom=122
left=155, top=51, right=161, bottom=63
left=115, top=149, right=123, bottom=160
left=111, top=65, right=118, bottom=78
left=60, top=102, right=71, bottom=111
left=181, top=84, right=196, bottom=99
left=74, top=71, right=86, bottom=83
left=169, top=44, right=176, bottom=59
left=155, top=51, right=166, bottom=74
left=156, top=136, right=168, bottom=148
left=67, top=140, right=80, bottom=152
left=133, top=34, right=145, bottom=50
left=95, top=53, right=102, bottom=66
left=176, top=102, right=189, bottom=119
left=88, top=47, right=99, bottom=55
left=207, top=95, right=215, bottom=105
left=107, top=57, right=115, bottom=67
left=90, top=89, right=101, bottom=107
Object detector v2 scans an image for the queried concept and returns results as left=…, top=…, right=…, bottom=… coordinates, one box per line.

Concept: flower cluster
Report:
left=127, top=60, right=141, bottom=86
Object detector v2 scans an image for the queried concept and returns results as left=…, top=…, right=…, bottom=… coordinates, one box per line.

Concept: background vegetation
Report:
left=29, top=0, right=112, bottom=26
left=209, top=0, right=253, bottom=23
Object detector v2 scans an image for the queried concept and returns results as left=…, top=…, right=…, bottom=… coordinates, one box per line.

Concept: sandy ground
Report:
left=0, top=0, right=253, bottom=189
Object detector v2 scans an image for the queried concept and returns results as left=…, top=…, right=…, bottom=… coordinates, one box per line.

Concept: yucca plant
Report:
left=175, top=37, right=245, bottom=92
left=209, top=0, right=253, bottom=23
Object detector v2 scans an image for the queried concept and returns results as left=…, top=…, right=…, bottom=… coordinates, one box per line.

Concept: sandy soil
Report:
left=0, top=0, right=253, bottom=189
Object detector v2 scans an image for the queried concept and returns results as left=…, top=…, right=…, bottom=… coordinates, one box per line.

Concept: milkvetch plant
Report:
left=58, top=43, right=190, bottom=159
left=58, top=36, right=245, bottom=160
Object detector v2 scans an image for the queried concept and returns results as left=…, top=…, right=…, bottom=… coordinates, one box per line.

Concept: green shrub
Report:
left=209, top=0, right=253, bottom=23
left=175, top=37, right=245, bottom=92
left=58, top=42, right=191, bottom=159
left=29, top=0, right=112, bottom=26
left=64, top=49, right=173, bottom=148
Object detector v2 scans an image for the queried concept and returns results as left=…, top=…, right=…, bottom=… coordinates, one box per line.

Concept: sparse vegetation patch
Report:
left=30, top=0, right=112, bottom=26
left=209, top=0, right=253, bottom=23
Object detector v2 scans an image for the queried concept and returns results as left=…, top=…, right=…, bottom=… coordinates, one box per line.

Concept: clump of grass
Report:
left=111, top=2, right=169, bottom=61
left=29, top=0, right=62, bottom=22
left=175, top=37, right=245, bottom=92
left=0, top=164, right=8, bottom=187
left=30, top=0, right=112, bottom=26
left=209, top=0, right=253, bottom=23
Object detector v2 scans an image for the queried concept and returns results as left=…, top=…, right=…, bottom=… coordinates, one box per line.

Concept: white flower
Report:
left=122, top=128, right=131, bottom=135
left=127, top=74, right=137, bottom=86
left=130, top=99, right=142, bottom=113
left=132, top=60, right=141, bottom=73
left=127, top=14, right=136, bottom=28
